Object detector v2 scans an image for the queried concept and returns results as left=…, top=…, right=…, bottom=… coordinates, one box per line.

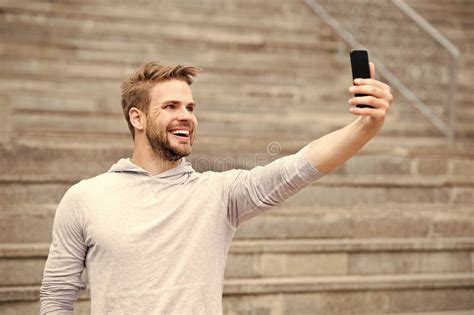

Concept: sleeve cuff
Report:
left=296, top=144, right=327, bottom=183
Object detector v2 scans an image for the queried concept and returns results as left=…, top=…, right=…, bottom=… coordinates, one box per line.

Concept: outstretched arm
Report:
left=225, top=63, right=393, bottom=227
left=309, top=63, right=393, bottom=173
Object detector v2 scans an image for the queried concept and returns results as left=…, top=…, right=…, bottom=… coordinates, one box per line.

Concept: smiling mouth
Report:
left=169, top=129, right=191, bottom=139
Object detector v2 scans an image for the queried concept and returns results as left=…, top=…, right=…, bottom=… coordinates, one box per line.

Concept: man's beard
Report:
left=145, top=119, right=192, bottom=161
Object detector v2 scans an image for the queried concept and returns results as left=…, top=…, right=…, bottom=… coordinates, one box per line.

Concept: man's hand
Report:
left=348, top=63, right=393, bottom=133
left=308, top=62, right=394, bottom=174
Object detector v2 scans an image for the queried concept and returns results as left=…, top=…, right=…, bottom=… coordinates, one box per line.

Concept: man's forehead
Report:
left=151, top=79, right=194, bottom=103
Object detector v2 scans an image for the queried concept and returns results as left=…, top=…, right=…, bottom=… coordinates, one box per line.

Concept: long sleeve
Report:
left=226, top=145, right=325, bottom=227
left=40, top=184, right=88, bottom=314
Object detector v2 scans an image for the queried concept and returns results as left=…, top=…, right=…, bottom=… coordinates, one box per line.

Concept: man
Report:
left=40, top=61, right=393, bottom=314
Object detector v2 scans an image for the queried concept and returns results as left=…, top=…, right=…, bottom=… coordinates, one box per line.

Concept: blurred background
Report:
left=0, top=0, right=473, bottom=314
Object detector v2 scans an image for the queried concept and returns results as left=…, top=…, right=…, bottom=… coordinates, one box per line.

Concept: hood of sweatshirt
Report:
left=108, top=158, right=196, bottom=180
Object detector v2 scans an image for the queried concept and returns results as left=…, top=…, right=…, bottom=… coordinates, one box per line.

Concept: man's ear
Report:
left=129, top=107, right=145, bottom=132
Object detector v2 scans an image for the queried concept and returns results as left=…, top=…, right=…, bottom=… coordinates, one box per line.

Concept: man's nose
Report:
left=176, top=107, right=193, bottom=121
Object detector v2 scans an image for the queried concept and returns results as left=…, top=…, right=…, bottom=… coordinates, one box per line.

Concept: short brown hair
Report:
left=121, top=62, right=199, bottom=138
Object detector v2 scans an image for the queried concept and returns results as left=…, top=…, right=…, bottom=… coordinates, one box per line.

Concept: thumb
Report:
left=369, top=62, right=375, bottom=79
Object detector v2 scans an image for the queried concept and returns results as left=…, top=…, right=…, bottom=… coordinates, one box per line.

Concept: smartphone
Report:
left=350, top=50, right=373, bottom=108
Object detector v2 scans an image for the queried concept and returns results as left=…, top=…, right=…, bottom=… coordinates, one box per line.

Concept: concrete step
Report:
left=7, top=124, right=471, bottom=151
left=190, top=137, right=474, bottom=176
left=0, top=10, right=339, bottom=54
left=1, top=202, right=472, bottom=243
left=0, top=70, right=340, bottom=102
left=3, top=85, right=469, bottom=143
left=0, top=40, right=341, bottom=81
left=0, top=0, right=330, bottom=28
left=2, top=79, right=353, bottom=117
left=2, top=79, right=407, bottom=127
left=3, top=83, right=466, bottom=138
left=0, top=68, right=345, bottom=101
left=12, top=105, right=473, bottom=138
left=0, top=40, right=342, bottom=79
left=227, top=238, right=474, bottom=279
left=1, top=75, right=471, bottom=141
left=235, top=203, right=474, bottom=240
left=1, top=171, right=473, bottom=208
left=9, top=106, right=460, bottom=142
left=224, top=274, right=474, bottom=314
left=2, top=143, right=473, bottom=180
left=0, top=0, right=330, bottom=35
left=4, top=129, right=457, bottom=153
left=1, top=273, right=473, bottom=314
left=1, top=238, right=472, bottom=285
left=0, top=75, right=346, bottom=115
left=0, top=18, right=333, bottom=57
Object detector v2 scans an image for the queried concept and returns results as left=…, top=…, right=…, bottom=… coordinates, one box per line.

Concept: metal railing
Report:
left=304, top=0, right=460, bottom=144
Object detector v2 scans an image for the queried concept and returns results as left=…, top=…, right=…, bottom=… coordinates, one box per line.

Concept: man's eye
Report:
left=187, top=106, right=195, bottom=112
left=164, top=104, right=175, bottom=109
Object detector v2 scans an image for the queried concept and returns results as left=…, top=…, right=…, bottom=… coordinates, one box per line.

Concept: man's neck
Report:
left=131, top=139, right=180, bottom=176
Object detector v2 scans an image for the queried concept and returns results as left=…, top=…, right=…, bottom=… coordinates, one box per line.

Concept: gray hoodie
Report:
left=40, top=145, right=324, bottom=314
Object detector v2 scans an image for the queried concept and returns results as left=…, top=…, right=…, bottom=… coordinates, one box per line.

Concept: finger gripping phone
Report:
left=350, top=49, right=373, bottom=108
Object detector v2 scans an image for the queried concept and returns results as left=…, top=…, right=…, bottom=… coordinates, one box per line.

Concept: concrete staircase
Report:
left=307, top=0, right=474, bottom=140
left=0, top=0, right=473, bottom=314
left=404, top=0, right=474, bottom=137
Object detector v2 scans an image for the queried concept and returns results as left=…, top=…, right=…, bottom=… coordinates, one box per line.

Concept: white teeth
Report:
left=171, top=130, right=190, bottom=136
